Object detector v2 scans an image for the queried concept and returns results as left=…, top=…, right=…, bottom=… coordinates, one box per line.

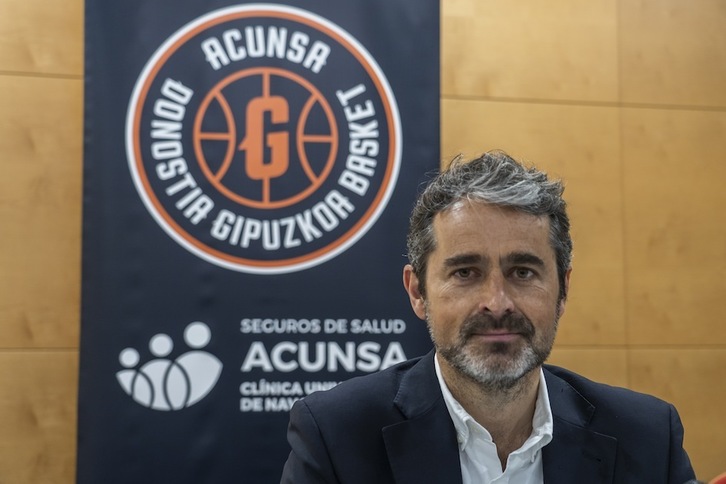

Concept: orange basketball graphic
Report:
left=193, top=68, right=338, bottom=209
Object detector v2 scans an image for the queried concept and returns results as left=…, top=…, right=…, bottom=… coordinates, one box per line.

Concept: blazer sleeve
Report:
left=280, top=399, right=340, bottom=484
left=668, top=403, right=696, bottom=484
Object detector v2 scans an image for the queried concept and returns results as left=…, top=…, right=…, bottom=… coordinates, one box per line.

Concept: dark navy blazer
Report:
left=281, top=351, right=695, bottom=483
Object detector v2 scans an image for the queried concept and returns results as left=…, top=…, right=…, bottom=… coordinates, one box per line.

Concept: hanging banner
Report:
left=78, top=1, right=439, bottom=482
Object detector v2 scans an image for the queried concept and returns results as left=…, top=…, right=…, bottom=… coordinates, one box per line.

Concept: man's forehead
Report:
left=430, top=201, right=555, bottom=258
left=436, top=200, right=549, bottom=228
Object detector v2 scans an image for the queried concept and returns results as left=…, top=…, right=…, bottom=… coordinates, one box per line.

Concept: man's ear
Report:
left=403, top=264, right=427, bottom=320
left=558, top=267, right=573, bottom=317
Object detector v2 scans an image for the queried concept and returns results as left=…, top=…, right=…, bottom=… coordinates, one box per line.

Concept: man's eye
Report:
left=513, top=268, right=534, bottom=279
left=455, top=268, right=473, bottom=278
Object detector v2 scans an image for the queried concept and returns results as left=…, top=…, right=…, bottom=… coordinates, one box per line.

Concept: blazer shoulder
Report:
left=543, top=365, right=695, bottom=482
left=543, top=364, right=676, bottom=426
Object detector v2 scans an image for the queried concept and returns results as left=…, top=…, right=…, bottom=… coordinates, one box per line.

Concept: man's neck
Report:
left=438, top=355, right=541, bottom=468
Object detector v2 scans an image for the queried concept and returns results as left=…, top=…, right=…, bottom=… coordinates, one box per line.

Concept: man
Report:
left=280, top=151, right=695, bottom=483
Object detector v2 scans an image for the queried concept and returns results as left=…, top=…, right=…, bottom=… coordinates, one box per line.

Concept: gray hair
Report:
left=406, top=150, right=572, bottom=300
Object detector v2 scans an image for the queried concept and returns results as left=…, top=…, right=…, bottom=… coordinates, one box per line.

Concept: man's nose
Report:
left=477, top=273, right=514, bottom=319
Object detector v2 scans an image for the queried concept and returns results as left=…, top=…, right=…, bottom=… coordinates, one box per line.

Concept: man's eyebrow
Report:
left=504, top=252, right=545, bottom=267
left=443, top=253, right=483, bottom=268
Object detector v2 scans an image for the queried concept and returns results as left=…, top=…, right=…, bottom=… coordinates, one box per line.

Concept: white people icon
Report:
left=116, top=321, right=223, bottom=410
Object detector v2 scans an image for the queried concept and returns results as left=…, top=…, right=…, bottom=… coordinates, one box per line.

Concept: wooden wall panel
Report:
left=0, top=0, right=83, bottom=482
left=0, top=351, right=77, bottom=484
left=442, top=0, right=619, bottom=101
left=0, top=76, right=83, bottom=348
left=620, top=0, right=726, bottom=107
left=442, top=98, right=626, bottom=345
left=0, top=0, right=83, bottom=75
left=630, top=349, right=726, bottom=481
left=548, top=348, right=628, bottom=387
left=622, top=108, right=726, bottom=345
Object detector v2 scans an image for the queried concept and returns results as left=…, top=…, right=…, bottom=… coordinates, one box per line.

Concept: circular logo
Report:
left=127, top=5, right=401, bottom=274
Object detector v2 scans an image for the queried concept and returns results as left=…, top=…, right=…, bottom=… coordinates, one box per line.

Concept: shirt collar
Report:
left=434, top=353, right=554, bottom=455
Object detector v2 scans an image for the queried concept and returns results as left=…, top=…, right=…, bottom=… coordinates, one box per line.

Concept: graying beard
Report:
left=442, top=345, right=536, bottom=392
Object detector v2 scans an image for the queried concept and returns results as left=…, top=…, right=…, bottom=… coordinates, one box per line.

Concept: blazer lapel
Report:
left=542, top=368, right=617, bottom=484
left=382, top=351, right=462, bottom=484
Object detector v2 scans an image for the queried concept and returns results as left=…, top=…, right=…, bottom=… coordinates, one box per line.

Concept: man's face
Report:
left=403, top=201, right=570, bottom=390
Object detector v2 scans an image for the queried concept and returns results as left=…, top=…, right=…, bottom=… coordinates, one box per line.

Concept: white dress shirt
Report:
left=434, top=355, right=554, bottom=484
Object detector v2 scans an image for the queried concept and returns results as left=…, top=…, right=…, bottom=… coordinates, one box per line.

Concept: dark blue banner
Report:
left=79, top=1, right=439, bottom=482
